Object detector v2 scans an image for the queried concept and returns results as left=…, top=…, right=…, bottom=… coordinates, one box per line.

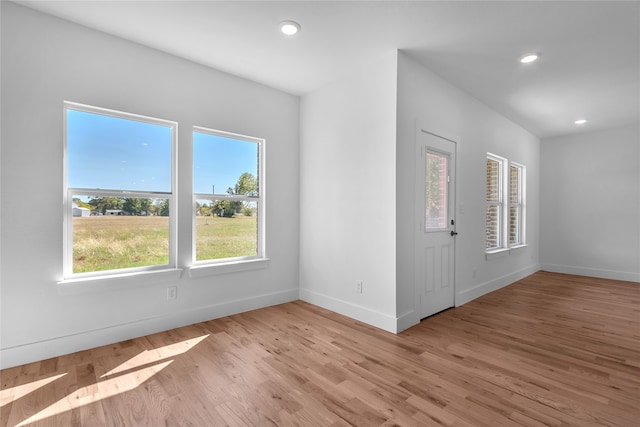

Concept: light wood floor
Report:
left=1, top=271, right=639, bottom=426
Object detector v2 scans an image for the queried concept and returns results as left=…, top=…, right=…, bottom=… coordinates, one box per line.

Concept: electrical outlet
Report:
left=355, top=280, right=363, bottom=294
left=167, top=286, right=177, bottom=300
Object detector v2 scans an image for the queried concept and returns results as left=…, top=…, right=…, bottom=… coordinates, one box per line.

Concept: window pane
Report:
left=67, top=109, right=172, bottom=192
left=509, top=164, right=523, bottom=246
left=195, top=199, right=258, bottom=261
left=485, top=205, right=500, bottom=249
left=425, top=152, right=448, bottom=229
left=509, top=206, right=519, bottom=245
left=72, top=196, right=170, bottom=273
left=509, top=165, right=520, bottom=204
left=193, top=132, right=258, bottom=196
left=486, top=158, right=501, bottom=202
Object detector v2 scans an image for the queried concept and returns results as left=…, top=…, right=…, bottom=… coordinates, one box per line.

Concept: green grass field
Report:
left=73, top=215, right=256, bottom=273
left=195, top=215, right=257, bottom=261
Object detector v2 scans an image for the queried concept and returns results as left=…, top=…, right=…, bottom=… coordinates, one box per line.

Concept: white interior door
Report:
left=415, top=129, right=457, bottom=319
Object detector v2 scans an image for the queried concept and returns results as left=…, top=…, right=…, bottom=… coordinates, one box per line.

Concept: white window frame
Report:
left=191, top=126, right=266, bottom=267
left=62, top=101, right=178, bottom=280
left=486, top=153, right=526, bottom=254
left=486, top=153, right=505, bottom=252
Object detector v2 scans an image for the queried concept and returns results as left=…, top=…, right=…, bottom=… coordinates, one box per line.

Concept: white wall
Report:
left=396, top=52, right=541, bottom=328
left=299, top=52, right=399, bottom=332
left=299, top=50, right=541, bottom=333
left=540, top=125, right=640, bottom=282
left=0, top=3, right=300, bottom=369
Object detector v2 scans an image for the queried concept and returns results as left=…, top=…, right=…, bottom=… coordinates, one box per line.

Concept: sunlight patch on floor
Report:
left=14, top=334, right=210, bottom=426
left=0, top=373, right=67, bottom=407
left=16, top=360, right=172, bottom=426
left=100, top=334, right=209, bottom=378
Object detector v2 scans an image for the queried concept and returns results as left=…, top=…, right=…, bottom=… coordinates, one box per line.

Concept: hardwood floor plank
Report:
left=1, top=272, right=638, bottom=426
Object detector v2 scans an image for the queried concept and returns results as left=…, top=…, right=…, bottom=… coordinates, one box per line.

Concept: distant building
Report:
left=72, top=204, right=91, bottom=217
left=105, top=209, right=125, bottom=216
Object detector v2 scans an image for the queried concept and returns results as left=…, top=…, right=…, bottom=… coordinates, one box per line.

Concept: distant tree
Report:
left=213, top=200, right=236, bottom=217
left=232, top=172, right=258, bottom=196
left=220, top=172, right=257, bottom=216
left=139, top=198, right=152, bottom=215
left=200, top=202, right=213, bottom=217
left=123, top=198, right=142, bottom=215
left=72, top=197, right=92, bottom=209
left=154, top=199, right=170, bottom=216
left=120, top=198, right=152, bottom=216
left=89, top=197, right=123, bottom=214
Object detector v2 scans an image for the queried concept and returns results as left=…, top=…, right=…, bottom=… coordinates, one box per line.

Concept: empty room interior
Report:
left=1, top=1, right=639, bottom=426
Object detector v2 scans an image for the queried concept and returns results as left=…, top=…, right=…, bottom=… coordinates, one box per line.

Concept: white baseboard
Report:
left=456, top=264, right=541, bottom=306
left=540, top=264, right=640, bottom=283
left=396, top=310, right=419, bottom=333
left=299, top=288, right=399, bottom=333
left=0, top=288, right=298, bottom=370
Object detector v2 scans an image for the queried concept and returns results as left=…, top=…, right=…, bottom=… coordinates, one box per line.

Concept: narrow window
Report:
left=509, top=163, right=525, bottom=246
left=485, top=155, right=504, bottom=250
left=64, top=102, right=176, bottom=278
left=193, top=127, right=264, bottom=263
left=486, top=153, right=526, bottom=252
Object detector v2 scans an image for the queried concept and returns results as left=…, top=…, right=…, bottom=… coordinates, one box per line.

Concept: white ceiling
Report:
left=15, top=0, right=640, bottom=139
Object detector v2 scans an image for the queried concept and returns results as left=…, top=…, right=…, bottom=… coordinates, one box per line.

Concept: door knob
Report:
left=451, top=230, right=458, bottom=236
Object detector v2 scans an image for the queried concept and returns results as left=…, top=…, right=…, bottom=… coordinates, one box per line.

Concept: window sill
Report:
left=486, top=248, right=510, bottom=259
left=486, top=244, right=528, bottom=260
left=189, top=258, right=270, bottom=278
left=57, top=268, right=183, bottom=295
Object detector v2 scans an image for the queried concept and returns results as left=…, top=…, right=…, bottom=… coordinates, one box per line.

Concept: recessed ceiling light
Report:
left=520, top=53, right=540, bottom=64
left=574, top=119, right=588, bottom=125
left=280, top=20, right=300, bottom=36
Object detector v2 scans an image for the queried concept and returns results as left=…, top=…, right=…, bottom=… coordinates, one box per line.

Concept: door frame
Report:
left=414, top=123, right=460, bottom=314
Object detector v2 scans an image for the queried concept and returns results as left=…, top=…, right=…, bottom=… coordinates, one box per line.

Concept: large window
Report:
left=485, top=153, right=526, bottom=251
left=63, top=103, right=267, bottom=282
left=193, top=127, right=264, bottom=263
left=64, top=102, right=176, bottom=278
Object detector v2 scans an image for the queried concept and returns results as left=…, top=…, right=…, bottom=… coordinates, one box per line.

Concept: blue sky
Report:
left=67, top=109, right=257, bottom=196
left=193, top=132, right=258, bottom=195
